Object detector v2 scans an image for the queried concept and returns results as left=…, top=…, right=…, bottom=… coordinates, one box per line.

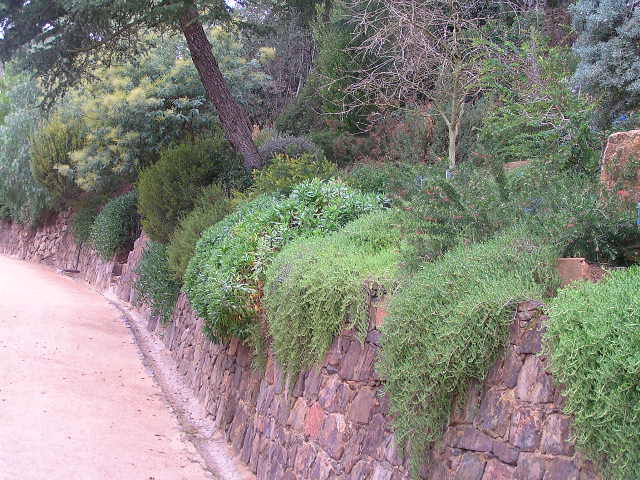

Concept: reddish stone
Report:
left=453, top=452, right=486, bottom=480
left=541, top=414, right=574, bottom=456
left=509, top=408, right=543, bottom=452
left=501, top=348, right=524, bottom=388
left=303, top=367, right=322, bottom=401
left=556, top=258, right=591, bottom=288
left=339, top=339, right=364, bottom=380
left=482, top=459, right=514, bottom=480
left=348, top=388, right=377, bottom=424
left=318, top=375, right=355, bottom=413
left=319, top=413, right=346, bottom=460
left=450, top=427, right=493, bottom=452
left=516, top=356, right=554, bottom=403
left=544, top=458, right=579, bottom=480
left=452, top=382, right=481, bottom=424
left=371, top=464, right=393, bottom=480
left=492, top=440, right=519, bottom=465
left=478, top=388, right=513, bottom=437
left=304, top=403, right=326, bottom=439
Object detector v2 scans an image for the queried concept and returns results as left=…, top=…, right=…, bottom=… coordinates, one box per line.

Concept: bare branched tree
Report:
left=345, top=0, right=517, bottom=168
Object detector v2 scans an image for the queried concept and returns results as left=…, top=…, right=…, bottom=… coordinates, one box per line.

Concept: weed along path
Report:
left=0, top=255, right=214, bottom=480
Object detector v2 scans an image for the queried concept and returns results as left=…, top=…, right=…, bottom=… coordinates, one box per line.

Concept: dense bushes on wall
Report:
left=167, top=184, right=232, bottom=281
left=265, top=210, right=399, bottom=375
left=134, top=240, right=181, bottom=324
left=137, top=134, right=245, bottom=244
left=378, top=228, right=558, bottom=474
left=89, top=191, right=139, bottom=260
left=184, top=180, right=384, bottom=342
left=252, top=153, right=337, bottom=195
left=544, top=267, right=640, bottom=480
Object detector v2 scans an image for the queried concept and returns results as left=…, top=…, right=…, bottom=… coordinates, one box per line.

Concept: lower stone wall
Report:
left=0, top=213, right=600, bottom=480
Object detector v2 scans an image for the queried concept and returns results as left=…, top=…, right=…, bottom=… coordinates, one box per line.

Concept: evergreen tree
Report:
left=571, top=0, right=640, bottom=117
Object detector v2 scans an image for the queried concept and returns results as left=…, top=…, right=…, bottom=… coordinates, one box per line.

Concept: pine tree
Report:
left=571, top=0, right=640, bottom=116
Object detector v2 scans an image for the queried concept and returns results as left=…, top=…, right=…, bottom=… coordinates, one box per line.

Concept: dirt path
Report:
left=0, top=255, right=215, bottom=480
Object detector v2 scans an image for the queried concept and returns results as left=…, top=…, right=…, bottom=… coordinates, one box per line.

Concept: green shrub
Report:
left=257, top=134, right=322, bottom=162
left=30, top=113, right=84, bottom=200
left=72, top=196, right=106, bottom=243
left=167, top=184, right=232, bottom=281
left=90, top=191, right=139, bottom=259
left=274, top=74, right=325, bottom=135
left=134, top=240, right=181, bottom=324
left=544, top=267, right=640, bottom=480
left=378, top=228, right=558, bottom=474
left=265, top=211, right=399, bottom=375
left=252, top=153, right=337, bottom=195
left=137, top=133, right=246, bottom=243
left=184, top=180, right=384, bottom=342
left=310, top=129, right=374, bottom=168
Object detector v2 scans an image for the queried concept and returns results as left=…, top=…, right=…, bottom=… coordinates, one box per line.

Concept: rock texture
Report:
left=0, top=213, right=600, bottom=479
left=600, top=129, right=640, bottom=201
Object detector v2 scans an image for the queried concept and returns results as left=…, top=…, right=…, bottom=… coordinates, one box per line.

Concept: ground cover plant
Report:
left=377, top=227, right=559, bottom=475
left=544, top=267, right=640, bottom=480
left=134, top=240, right=181, bottom=325
left=265, top=210, right=399, bottom=375
left=89, top=191, right=139, bottom=260
left=184, top=179, right=384, bottom=342
left=167, top=184, right=232, bottom=282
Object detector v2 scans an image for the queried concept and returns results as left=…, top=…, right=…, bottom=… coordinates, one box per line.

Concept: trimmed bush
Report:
left=184, top=180, right=384, bottom=342
left=378, top=228, right=558, bottom=474
left=137, top=133, right=246, bottom=243
left=544, top=267, right=640, bottom=480
left=167, top=183, right=232, bottom=281
left=265, top=211, right=399, bottom=375
left=90, top=191, right=139, bottom=260
left=252, top=153, right=337, bottom=195
left=134, top=241, right=181, bottom=325
left=30, top=113, right=84, bottom=200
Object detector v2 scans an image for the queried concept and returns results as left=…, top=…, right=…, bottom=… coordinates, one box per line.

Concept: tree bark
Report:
left=179, top=6, right=262, bottom=170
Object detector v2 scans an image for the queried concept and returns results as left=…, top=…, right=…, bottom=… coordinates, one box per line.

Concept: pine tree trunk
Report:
left=179, top=6, right=262, bottom=170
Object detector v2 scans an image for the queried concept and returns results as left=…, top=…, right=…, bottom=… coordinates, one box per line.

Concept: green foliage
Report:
left=257, top=133, right=322, bottom=162
left=184, top=180, right=384, bottom=342
left=310, top=129, right=374, bottom=167
left=137, top=134, right=245, bottom=244
left=571, top=0, right=640, bottom=116
left=274, top=74, right=325, bottom=135
left=134, top=240, right=181, bottom=325
left=71, top=196, right=106, bottom=244
left=345, top=162, right=419, bottom=195
left=30, top=113, right=84, bottom=200
left=0, top=71, right=53, bottom=226
left=252, top=153, right=337, bottom=195
left=265, top=211, right=399, bottom=375
left=167, top=184, right=232, bottom=282
left=544, top=267, right=640, bottom=480
left=480, top=39, right=602, bottom=173
left=379, top=228, right=558, bottom=475
left=90, top=191, right=139, bottom=260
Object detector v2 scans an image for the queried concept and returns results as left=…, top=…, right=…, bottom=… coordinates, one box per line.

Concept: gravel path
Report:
left=0, top=255, right=216, bottom=480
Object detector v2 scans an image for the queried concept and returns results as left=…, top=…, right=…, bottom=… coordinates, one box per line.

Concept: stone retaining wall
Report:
left=0, top=213, right=599, bottom=479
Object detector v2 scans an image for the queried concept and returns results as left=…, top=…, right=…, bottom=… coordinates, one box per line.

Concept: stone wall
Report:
left=0, top=213, right=599, bottom=480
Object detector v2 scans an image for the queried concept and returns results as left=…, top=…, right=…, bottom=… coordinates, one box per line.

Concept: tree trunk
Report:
left=179, top=6, right=262, bottom=170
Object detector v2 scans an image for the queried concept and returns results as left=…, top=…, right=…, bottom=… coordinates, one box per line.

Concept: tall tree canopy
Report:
left=0, top=0, right=263, bottom=168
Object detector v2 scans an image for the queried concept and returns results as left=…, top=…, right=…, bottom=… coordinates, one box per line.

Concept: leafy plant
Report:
left=137, top=134, right=246, bottom=244
left=265, top=210, right=399, bottom=375
left=252, top=153, right=337, bottom=195
left=257, top=133, right=323, bottom=162
left=30, top=113, right=84, bottom=200
left=184, top=180, right=384, bottom=342
left=71, top=196, right=106, bottom=243
left=167, top=183, right=232, bottom=281
left=378, top=228, right=558, bottom=475
left=89, top=191, right=139, bottom=260
left=544, top=267, right=640, bottom=480
left=134, top=240, right=181, bottom=325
